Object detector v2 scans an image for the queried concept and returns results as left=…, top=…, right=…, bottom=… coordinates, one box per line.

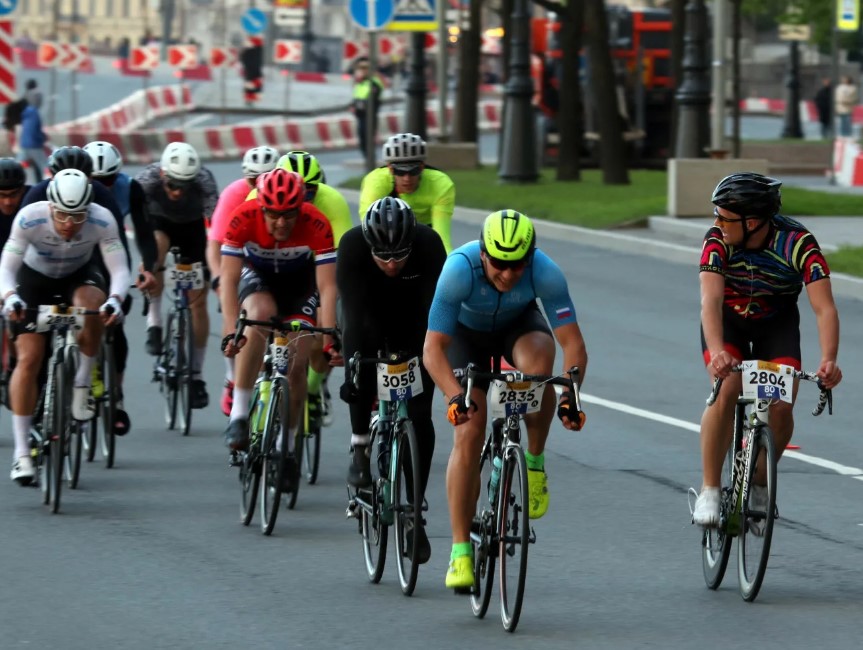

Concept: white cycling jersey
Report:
left=0, top=201, right=130, bottom=299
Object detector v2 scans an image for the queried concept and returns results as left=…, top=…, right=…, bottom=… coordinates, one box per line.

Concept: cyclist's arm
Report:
left=700, top=272, right=725, bottom=359
left=197, top=167, right=220, bottom=220
left=128, top=180, right=157, bottom=273
left=429, top=180, right=455, bottom=253
left=317, top=184, right=353, bottom=247
left=0, top=220, right=26, bottom=298
left=219, top=253, right=243, bottom=336
left=206, top=240, right=221, bottom=287
left=316, top=262, right=338, bottom=347
left=335, top=229, right=370, bottom=360
left=98, top=219, right=132, bottom=300
left=553, top=322, right=588, bottom=385
left=423, top=330, right=462, bottom=401
left=805, top=278, right=840, bottom=380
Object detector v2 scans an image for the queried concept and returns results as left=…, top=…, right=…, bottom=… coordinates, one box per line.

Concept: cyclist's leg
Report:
left=278, top=292, right=318, bottom=448
left=71, top=273, right=107, bottom=421
left=305, top=295, right=329, bottom=426
left=145, top=226, right=171, bottom=354
left=406, top=366, right=436, bottom=499
left=182, top=221, right=210, bottom=407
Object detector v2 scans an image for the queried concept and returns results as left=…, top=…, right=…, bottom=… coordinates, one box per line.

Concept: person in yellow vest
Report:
left=351, top=57, right=385, bottom=156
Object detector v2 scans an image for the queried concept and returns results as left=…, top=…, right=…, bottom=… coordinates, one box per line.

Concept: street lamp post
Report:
left=405, top=32, right=427, bottom=139
left=673, top=0, right=710, bottom=159
left=780, top=40, right=804, bottom=138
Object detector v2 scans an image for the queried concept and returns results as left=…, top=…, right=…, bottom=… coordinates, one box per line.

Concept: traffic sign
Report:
left=129, top=45, right=159, bottom=71
left=209, top=46, right=237, bottom=69
left=274, top=0, right=307, bottom=27
left=778, top=24, right=811, bottom=42
left=387, top=0, right=437, bottom=31
left=168, top=44, right=198, bottom=69
left=838, top=0, right=860, bottom=32
left=0, top=0, right=17, bottom=17
left=349, top=0, right=395, bottom=31
left=37, top=41, right=61, bottom=67
left=241, top=7, right=267, bottom=35
left=274, top=39, right=303, bottom=65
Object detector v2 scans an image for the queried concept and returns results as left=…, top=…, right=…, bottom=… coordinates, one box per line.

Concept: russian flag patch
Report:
left=556, top=307, right=572, bottom=320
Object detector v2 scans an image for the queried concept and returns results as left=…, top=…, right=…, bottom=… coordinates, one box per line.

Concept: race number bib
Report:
left=36, top=305, right=86, bottom=333
left=376, top=356, right=423, bottom=402
left=166, top=261, right=205, bottom=291
left=741, top=360, right=793, bottom=404
left=488, top=380, right=545, bottom=418
left=271, top=336, right=291, bottom=375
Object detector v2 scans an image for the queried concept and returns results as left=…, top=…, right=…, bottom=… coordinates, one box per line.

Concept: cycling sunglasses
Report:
left=373, top=248, right=411, bottom=263
left=52, top=207, right=88, bottom=225
left=263, top=207, right=300, bottom=222
left=485, top=255, right=528, bottom=272
left=713, top=207, right=744, bottom=223
left=164, top=179, right=192, bottom=192
left=391, top=164, right=422, bottom=177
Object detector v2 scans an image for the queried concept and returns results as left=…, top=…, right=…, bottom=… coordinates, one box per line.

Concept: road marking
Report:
left=581, top=392, right=863, bottom=480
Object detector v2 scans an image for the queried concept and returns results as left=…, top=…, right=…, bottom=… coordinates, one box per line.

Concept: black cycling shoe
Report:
left=282, top=454, right=299, bottom=493
left=145, top=326, right=162, bottom=356
left=347, top=444, right=372, bottom=488
left=191, top=379, right=209, bottom=409
left=405, top=519, right=431, bottom=564
left=307, top=393, right=323, bottom=431
left=224, top=418, right=249, bottom=451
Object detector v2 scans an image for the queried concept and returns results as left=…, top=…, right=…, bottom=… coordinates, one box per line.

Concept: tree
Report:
left=742, top=0, right=835, bottom=50
left=454, top=0, right=483, bottom=142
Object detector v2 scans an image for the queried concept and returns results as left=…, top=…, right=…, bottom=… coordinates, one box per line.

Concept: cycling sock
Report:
left=146, top=297, right=162, bottom=328
left=307, top=366, right=325, bottom=396
left=230, top=388, right=252, bottom=421
left=450, top=542, right=472, bottom=560
left=525, top=451, right=544, bottom=472
left=193, top=346, right=207, bottom=375
left=224, top=356, right=234, bottom=382
left=12, top=414, right=31, bottom=459
left=75, top=353, right=95, bottom=388
left=351, top=433, right=370, bottom=447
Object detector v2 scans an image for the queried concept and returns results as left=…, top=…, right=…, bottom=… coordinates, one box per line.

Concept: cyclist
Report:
left=206, top=145, right=279, bottom=416
left=1, top=170, right=129, bottom=484
left=338, top=197, right=446, bottom=563
left=136, top=141, right=219, bottom=409
left=219, top=169, right=339, bottom=492
left=358, top=133, right=455, bottom=253
left=423, top=209, right=588, bottom=590
left=692, top=173, right=843, bottom=528
left=0, top=158, right=29, bottom=246
left=83, top=140, right=158, bottom=436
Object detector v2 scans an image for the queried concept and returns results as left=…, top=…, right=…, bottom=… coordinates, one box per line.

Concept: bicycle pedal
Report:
left=228, top=451, right=242, bottom=468
left=453, top=586, right=473, bottom=596
left=528, top=527, right=537, bottom=544
left=345, top=498, right=359, bottom=519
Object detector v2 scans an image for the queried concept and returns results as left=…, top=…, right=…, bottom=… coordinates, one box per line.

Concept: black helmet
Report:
left=0, top=158, right=25, bottom=190
left=711, top=172, right=781, bottom=219
left=362, top=197, right=416, bottom=255
left=48, top=146, right=94, bottom=177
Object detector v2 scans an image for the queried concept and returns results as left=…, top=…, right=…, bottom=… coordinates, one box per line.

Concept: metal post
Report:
left=220, top=0, right=227, bottom=125
left=710, top=0, right=729, bottom=152
left=302, top=0, right=313, bottom=71
left=406, top=32, right=427, bottom=139
left=830, top=4, right=839, bottom=184
left=731, top=0, right=741, bottom=158
left=673, top=0, right=710, bottom=159
left=366, top=31, right=378, bottom=172
left=436, top=0, right=448, bottom=141
left=780, top=40, right=803, bottom=138
left=160, top=0, right=175, bottom=62
left=498, top=0, right=538, bottom=182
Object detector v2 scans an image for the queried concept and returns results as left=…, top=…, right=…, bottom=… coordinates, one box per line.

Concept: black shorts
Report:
left=700, top=306, right=802, bottom=370
left=237, top=267, right=319, bottom=324
left=151, top=216, right=207, bottom=266
left=447, top=301, right=552, bottom=392
left=15, top=262, right=107, bottom=332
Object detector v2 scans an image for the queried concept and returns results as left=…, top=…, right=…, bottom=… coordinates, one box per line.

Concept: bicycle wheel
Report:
left=303, top=398, right=321, bottom=485
left=39, top=391, right=52, bottom=506
left=176, top=309, right=193, bottom=437
left=393, top=420, right=422, bottom=596
left=49, top=356, right=66, bottom=513
left=99, top=335, right=117, bottom=468
left=702, top=434, right=736, bottom=589
left=738, top=425, right=777, bottom=602
left=260, top=377, right=290, bottom=535
left=161, top=311, right=178, bottom=430
left=498, top=445, right=529, bottom=633
left=361, top=422, right=388, bottom=583
left=470, top=440, right=498, bottom=618
left=286, top=414, right=304, bottom=511
left=239, top=388, right=262, bottom=526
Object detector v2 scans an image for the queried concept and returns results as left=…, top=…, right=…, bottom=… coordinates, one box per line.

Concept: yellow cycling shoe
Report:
left=528, top=469, right=549, bottom=519
left=445, top=555, right=475, bottom=590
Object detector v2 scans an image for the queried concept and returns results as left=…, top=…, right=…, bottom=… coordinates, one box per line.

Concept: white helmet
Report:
left=242, top=146, right=279, bottom=178
left=47, top=169, right=93, bottom=212
left=83, top=140, right=123, bottom=177
left=382, top=133, right=426, bottom=164
left=160, top=141, right=200, bottom=182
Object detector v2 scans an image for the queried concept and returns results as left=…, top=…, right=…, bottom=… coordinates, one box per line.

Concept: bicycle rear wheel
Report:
left=738, top=425, right=777, bottom=602
left=260, top=377, right=289, bottom=535
left=702, top=430, right=737, bottom=590
left=161, top=312, right=178, bottom=430
left=498, top=445, right=529, bottom=633
left=176, top=309, right=193, bottom=437
left=303, top=397, right=321, bottom=485
left=361, top=422, right=388, bottom=583
left=393, top=420, right=422, bottom=596
left=99, top=335, right=117, bottom=468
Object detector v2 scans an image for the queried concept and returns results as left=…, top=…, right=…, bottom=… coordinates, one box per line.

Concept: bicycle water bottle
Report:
left=255, top=380, right=272, bottom=433
left=488, top=456, right=503, bottom=504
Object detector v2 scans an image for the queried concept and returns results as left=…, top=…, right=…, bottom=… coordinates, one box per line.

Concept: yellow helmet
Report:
left=480, top=210, right=535, bottom=262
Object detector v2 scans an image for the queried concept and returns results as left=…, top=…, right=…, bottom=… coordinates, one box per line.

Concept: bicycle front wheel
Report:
left=260, top=377, right=290, bottom=535
left=303, top=397, right=321, bottom=485
left=498, top=445, right=529, bottom=633
left=161, top=312, right=178, bottom=430
left=360, top=421, right=388, bottom=583
left=393, top=419, right=422, bottom=596
left=470, top=440, right=498, bottom=619
left=702, top=440, right=735, bottom=590
left=99, top=336, right=117, bottom=468
left=176, top=309, right=193, bottom=437
left=49, top=356, right=67, bottom=513
left=738, top=426, right=777, bottom=602
left=239, top=388, right=262, bottom=526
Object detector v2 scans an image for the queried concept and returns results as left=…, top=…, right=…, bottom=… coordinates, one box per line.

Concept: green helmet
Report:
left=480, top=210, right=536, bottom=262
left=277, top=150, right=324, bottom=187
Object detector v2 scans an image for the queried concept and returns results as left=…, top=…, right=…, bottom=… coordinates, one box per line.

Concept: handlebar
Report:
left=453, top=363, right=583, bottom=412
left=232, top=309, right=341, bottom=350
left=348, top=351, right=415, bottom=389
left=706, top=364, right=833, bottom=416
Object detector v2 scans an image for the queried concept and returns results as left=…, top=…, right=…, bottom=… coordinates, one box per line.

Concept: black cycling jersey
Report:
left=0, top=184, right=31, bottom=250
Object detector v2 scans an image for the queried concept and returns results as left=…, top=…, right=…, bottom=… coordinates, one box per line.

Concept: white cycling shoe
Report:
left=72, top=386, right=95, bottom=421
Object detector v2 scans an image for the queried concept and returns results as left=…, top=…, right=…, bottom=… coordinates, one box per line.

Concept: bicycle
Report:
left=345, top=351, right=426, bottom=596
left=453, top=363, right=582, bottom=633
left=229, top=311, right=339, bottom=535
left=697, top=360, right=833, bottom=602
left=152, top=247, right=203, bottom=437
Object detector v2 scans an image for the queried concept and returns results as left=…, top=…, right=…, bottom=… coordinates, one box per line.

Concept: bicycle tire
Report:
left=99, top=335, right=117, bottom=468
left=240, top=386, right=263, bottom=526
left=286, top=413, right=303, bottom=511
left=63, top=351, right=82, bottom=489
left=470, top=441, right=498, bottom=618
left=738, top=425, right=777, bottom=602
left=361, top=421, right=388, bottom=583
left=260, top=377, right=290, bottom=535
left=49, top=354, right=66, bottom=513
left=40, top=386, right=52, bottom=506
left=162, top=311, right=178, bottom=430
left=84, top=400, right=98, bottom=463
left=177, top=309, right=193, bottom=437
left=303, top=398, right=321, bottom=485
left=498, top=445, right=529, bottom=633
left=394, top=419, right=422, bottom=596
left=702, top=432, right=737, bottom=589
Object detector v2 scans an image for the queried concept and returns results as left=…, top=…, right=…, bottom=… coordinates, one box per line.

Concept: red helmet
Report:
left=255, top=168, right=305, bottom=211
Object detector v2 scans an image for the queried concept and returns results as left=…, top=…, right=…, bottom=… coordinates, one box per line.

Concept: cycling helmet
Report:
left=160, top=142, right=200, bottom=182
left=47, top=169, right=93, bottom=212
left=480, top=210, right=536, bottom=262
left=255, top=168, right=305, bottom=211
left=0, top=158, right=26, bottom=190
left=711, top=172, right=782, bottom=219
left=382, top=133, right=426, bottom=164
left=48, top=146, right=93, bottom=177
left=83, top=141, right=123, bottom=177
left=242, top=146, right=279, bottom=178
left=362, top=197, right=416, bottom=254
left=277, top=151, right=324, bottom=187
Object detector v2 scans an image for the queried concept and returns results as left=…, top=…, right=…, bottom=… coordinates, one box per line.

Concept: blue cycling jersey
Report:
left=427, top=241, right=577, bottom=335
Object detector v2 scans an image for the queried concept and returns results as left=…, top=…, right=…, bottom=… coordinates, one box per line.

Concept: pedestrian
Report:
left=240, top=36, right=264, bottom=107
left=834, top=75, right=857, bottom=138
left=351, top=57, right=385, bottom=158
left=813, top=78, right=832, bottom=139
left=16, top=81, right=48, bottom=182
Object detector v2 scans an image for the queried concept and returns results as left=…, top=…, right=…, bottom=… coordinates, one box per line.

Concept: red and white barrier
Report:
left=833, top=137, right=863, bottom=187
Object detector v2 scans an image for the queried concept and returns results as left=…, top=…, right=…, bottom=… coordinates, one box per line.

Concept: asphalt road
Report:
left=2, top=155, right=862, bottom=649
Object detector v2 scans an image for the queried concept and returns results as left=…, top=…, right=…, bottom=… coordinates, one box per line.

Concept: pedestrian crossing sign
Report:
left=387, top=0, right=438, bottom=31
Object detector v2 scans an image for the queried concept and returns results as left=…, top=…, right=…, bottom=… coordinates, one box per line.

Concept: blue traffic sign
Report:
left=241, top=8, right=267, bottom=35
left=349, top=0, right=395, bottom=31
left=0, top=0, right=19, bottom=17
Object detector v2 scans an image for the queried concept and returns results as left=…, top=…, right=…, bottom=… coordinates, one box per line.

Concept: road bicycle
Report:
left=229, top=311, right=339, bottom=535
left=698, top=361, right=832, bottom=602
left=453, top=363, right=582, bottom=632
left=85, top=316, right=119, bottom=467
left=345, top=351, right=426, bottom=596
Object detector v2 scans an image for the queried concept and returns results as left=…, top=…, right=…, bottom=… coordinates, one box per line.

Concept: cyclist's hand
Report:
left=221, top=332, right=246, bottom=358
left=557, top=391, right=586, bottom=431
left=708, top=349, right=735, bottom=379
left=447, top=393, right=475, bottom=426
left=816, top=359, right=842, bottom=389
left=210, top=275, right=220, bottom=296
left=323, top=342, right=343, bottom=367
left=340, top=381, right=359, bottom=404
left=137, top=270, right=157, bottom=292
left=2, top=294, right=25, bottom=321
left=100, top=296, right=124, bottom=326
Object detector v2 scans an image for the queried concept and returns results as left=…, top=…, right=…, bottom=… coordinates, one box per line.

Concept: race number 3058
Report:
left=376, top=356, right=423, bottom=401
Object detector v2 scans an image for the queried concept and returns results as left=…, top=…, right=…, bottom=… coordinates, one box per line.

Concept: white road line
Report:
left=581, top=392, right=863, bottom=480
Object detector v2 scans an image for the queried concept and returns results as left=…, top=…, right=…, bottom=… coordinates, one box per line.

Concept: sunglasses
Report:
left=264, top=207, right=299, bottom=222
left=52, top=207, right=88, bottom=225
left=164, top=179, right=191, bottom=192
left=485, top=255, right=528, bottom=272
left=391, top=165, right=422, bottom=177
left=713, top=207, right=744, bottom=223
left=373, top=248, right=411, bottom=263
